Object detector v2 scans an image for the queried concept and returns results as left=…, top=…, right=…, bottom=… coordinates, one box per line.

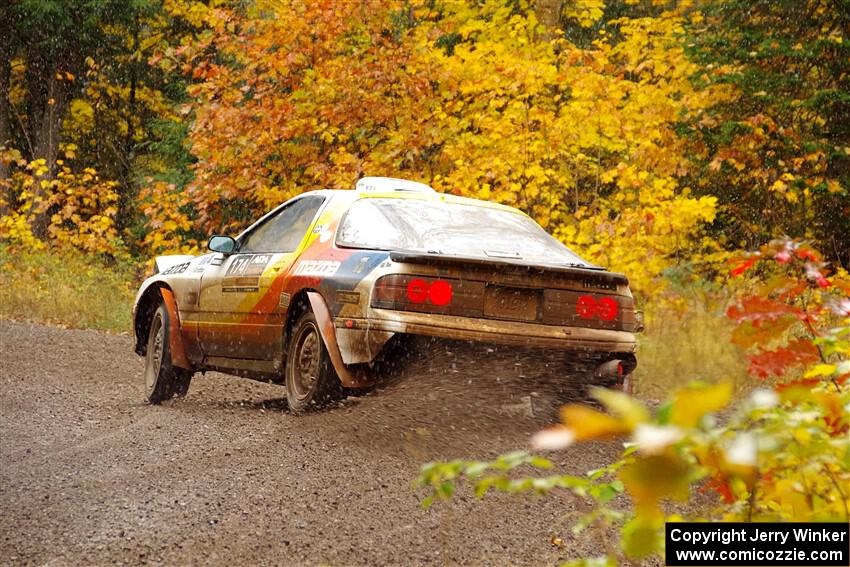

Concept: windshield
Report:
left=336, top=198, right=592, bottom=267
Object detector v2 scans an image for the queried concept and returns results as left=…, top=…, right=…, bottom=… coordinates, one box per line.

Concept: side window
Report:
left=239, top=196, right=324, bottom=253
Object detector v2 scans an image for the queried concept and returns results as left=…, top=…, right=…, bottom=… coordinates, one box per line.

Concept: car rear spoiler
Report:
left=388, top=251, right=629, bottom=287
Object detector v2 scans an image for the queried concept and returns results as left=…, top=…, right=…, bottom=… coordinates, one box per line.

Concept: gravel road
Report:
left=0, top=321, right=621, bottom=566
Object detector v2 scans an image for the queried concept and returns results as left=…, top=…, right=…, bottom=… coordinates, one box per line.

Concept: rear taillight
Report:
left=575, top=294, right=619, bottom=321
left=406, top=279, right=429, bottom=303
left=373, top=275, right=456, bottom=311
left=428, top=280, right=453, bottom=306
left=576, top=295, right=596, bottom=319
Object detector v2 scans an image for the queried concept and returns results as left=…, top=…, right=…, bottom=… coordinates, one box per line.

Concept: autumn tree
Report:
left=2, top=0, right=846, bottom=289
left=159, top=0, right=725, bottom=294
left=1, top=0, right=208, bottom=252
left=685, top=0, right=850, bottom=269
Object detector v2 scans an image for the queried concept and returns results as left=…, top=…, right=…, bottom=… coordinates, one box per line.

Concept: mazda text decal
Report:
left=293, top=260, right=341, bottom=277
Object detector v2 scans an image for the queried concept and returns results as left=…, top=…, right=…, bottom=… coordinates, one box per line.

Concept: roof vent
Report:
left=355, top=177, right=435, bottom=193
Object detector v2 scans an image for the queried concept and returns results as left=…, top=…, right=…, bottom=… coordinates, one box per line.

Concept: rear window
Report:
left=336, top=198, right=592, bottom=267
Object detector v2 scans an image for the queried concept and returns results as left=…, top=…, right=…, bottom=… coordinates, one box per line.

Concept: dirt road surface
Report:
left=0, top=321, right=621, bottom=566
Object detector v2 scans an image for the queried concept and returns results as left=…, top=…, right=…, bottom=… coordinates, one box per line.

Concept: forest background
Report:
left=0, top=0, right=848, bottom=388
left=2, top=2, right=849, bottom=563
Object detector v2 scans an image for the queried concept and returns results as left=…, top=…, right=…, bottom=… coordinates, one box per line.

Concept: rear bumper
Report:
left=334, top=310, right=636, bottom=363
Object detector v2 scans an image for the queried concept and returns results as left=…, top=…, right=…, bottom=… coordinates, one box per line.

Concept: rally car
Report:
left=133, top=177, right=641, bottom=413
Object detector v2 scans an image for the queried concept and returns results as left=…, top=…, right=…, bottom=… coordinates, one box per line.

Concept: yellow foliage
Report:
left=167, top=0, right=731, bottom=294
left=563, top=0, right=606, bottom=28
left=0, top=149, right=123, bottom=255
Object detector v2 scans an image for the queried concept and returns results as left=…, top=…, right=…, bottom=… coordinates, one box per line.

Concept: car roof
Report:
left=317, top=187, right=526, bottom=217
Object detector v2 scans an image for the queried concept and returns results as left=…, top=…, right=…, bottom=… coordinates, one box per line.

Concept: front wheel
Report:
left=144, top=304, right=193, bottom=404
left=285, top=310, right=342, bottom=414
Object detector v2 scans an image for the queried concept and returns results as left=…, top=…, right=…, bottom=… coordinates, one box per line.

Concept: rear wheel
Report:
left=285, top=310, right=342, bottom=414
left=144, top=304, right=193, bottom=404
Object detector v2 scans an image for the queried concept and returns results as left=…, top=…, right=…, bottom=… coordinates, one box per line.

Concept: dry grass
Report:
left=633, top=294, right=749, bottom=399
left=0, top=245, right=138, bottom=333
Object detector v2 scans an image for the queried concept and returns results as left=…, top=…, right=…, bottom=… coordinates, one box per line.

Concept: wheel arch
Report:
left=133, top=283, right=192, bottom=371
left=283, top=289, right=316, bottom=347
left=134, top=282, right=170, bottom=356
left=283, top=289, right=369, bottom=389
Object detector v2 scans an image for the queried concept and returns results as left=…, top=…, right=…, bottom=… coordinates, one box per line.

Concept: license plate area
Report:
left=483, top=286, right=541, bottom=322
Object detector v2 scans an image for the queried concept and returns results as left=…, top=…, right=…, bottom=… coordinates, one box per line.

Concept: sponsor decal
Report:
left=222, top=254, right=272, bottom=292
left=223, top=286, right=259, bottom=293
left=293, top=259, right=341, bottom=277
left=279, top=292, right=291, bottom=308
left=226, top=254, right=272, bottom=277
left=193, top=255, right=213, bottom=272
left=162, top=262, right=190, bottom=275
left=335, top=290, right=360, bottom=305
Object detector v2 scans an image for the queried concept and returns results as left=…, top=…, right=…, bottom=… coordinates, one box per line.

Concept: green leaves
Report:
left=417, top=451, right=565, bottom=507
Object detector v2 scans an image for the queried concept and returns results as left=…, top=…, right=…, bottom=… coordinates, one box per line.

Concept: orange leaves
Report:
left=729, top=257, right=754, bottom=277
left=163, top=0, right=724, bottom=293
left=178, top=0, right=428, bottom=235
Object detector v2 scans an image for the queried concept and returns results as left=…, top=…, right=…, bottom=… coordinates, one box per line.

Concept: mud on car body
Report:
left=133, top=177, right=642, bottom=413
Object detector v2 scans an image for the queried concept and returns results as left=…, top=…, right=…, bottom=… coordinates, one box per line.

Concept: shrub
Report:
left=418, top=239, right=849, bottom=566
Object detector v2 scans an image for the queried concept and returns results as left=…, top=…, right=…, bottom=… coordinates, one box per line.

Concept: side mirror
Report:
left=208, top=235, right=237, bottom=255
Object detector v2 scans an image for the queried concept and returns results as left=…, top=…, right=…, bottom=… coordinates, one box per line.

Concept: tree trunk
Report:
left=32, top=72, right=67, bottom=176
left=26, top=53, right=70, bottom=238
left=0, top=60, right=10, bottom=173
left=117, top=15, right=140, bottom=233
left=0, top=17, right=12, bottom=182
left=535, top=0, right=563, bottom=32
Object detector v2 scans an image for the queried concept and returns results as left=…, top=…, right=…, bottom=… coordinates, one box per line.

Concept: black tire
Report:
left=144, top=304, right=193, bottom=404
left=285, top=310, right=342, bottom=414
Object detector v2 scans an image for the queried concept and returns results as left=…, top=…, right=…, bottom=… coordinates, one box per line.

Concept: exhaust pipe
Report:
left=595, top=359, right=634, bottom=394
left=595, top=359, right=624, bottom=381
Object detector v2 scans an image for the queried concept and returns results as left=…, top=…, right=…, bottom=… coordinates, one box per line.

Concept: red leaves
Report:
left=795, top=247, right=819, bottom=262
left=726, top=296, right=803, bottom=324
left=725, top=238, right=847, bottom=383
left=746, top=339, right=820, bottom=379
left=729, top=258, right=755, bottom=277
left=701, top=476, right=736, bottom=504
